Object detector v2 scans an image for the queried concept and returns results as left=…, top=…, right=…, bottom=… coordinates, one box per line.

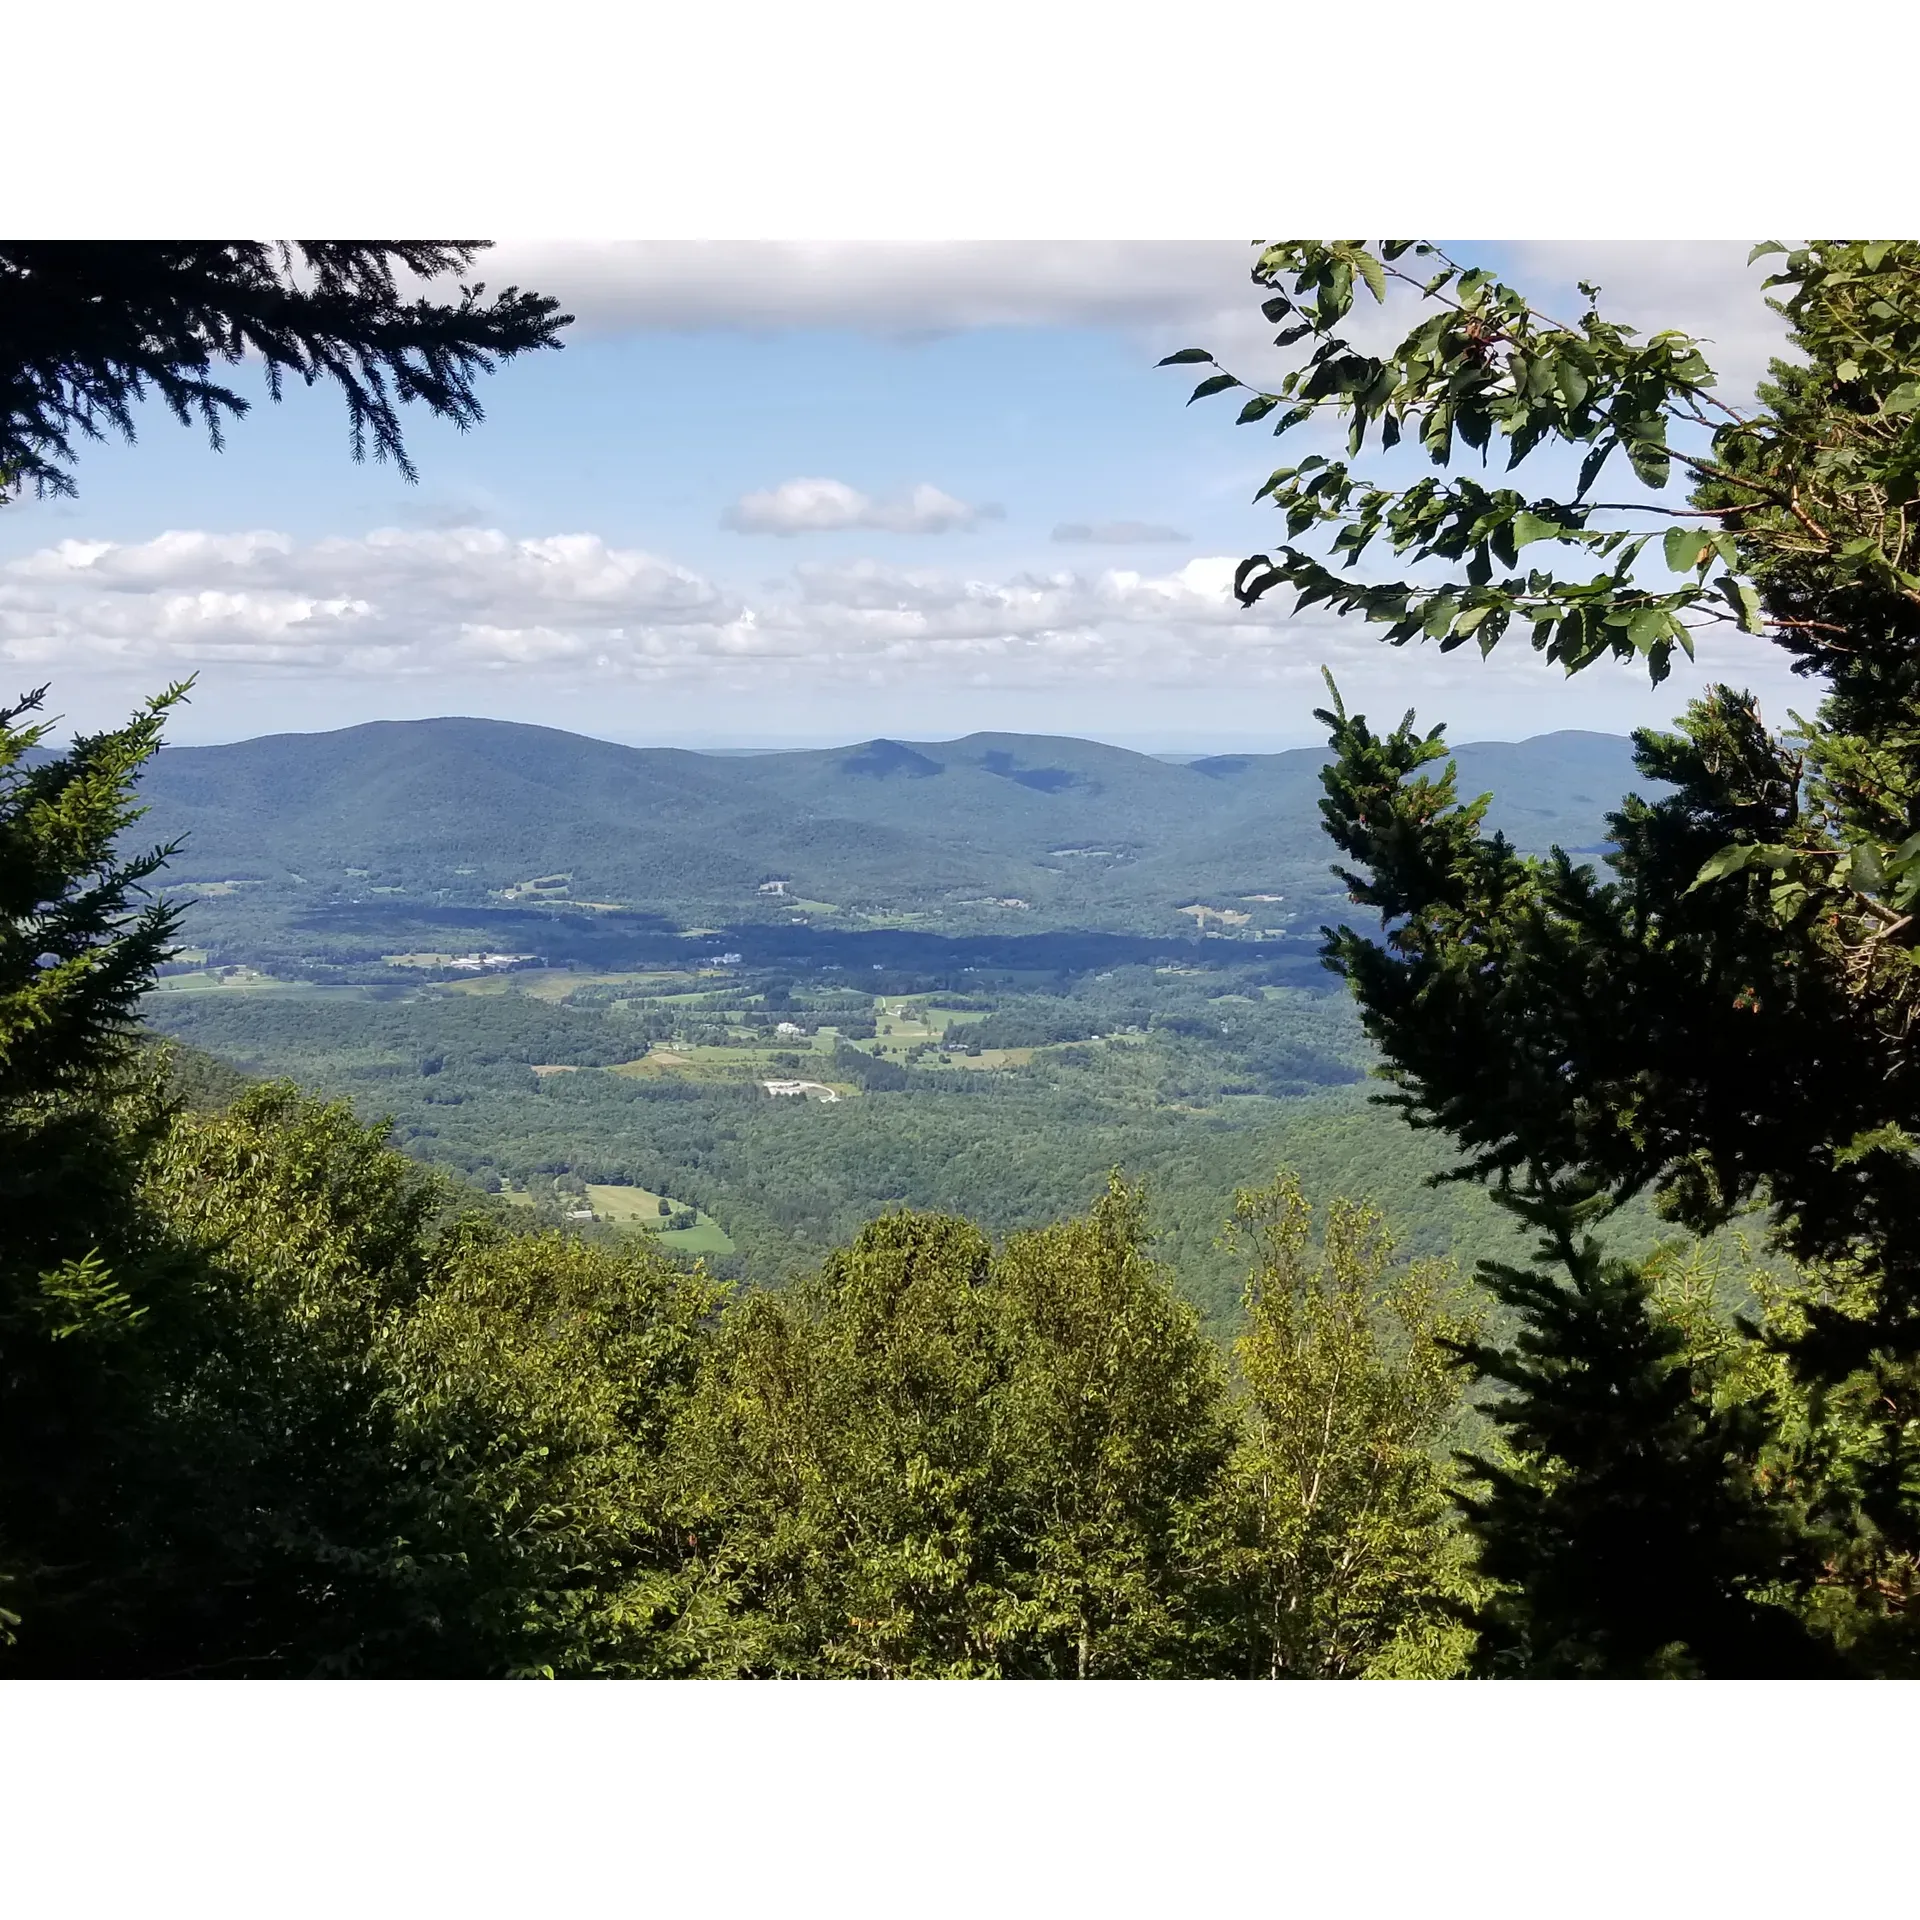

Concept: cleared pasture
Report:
left=585, top=1184, right=735, bottom=1254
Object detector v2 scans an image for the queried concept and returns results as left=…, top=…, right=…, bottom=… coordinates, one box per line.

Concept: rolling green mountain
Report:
left=132, top=719, right=1653, bottom=943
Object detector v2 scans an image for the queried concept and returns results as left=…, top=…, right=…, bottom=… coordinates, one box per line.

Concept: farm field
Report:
left=150, top=970, right=379, bottom=1000
left=443, top=968, right=723, bottom=1002
left=583, top=1184, right=736, bottom=1254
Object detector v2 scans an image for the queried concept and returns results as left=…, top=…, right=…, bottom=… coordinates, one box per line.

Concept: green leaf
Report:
left=1188, top=373, right=1240, bottom=404
left=1233, top=555, right=1278, bottom=604
left=1553, top=362, right=1589, bottom=407
left=1158, top=348, right=1214, bottom=367
left=1884, top=830, right=1920, bottom=910
left=1686, top=843, right=1759, bottom=891
left=1627, top=440, right=1671, bottom=489
left=1713, top=573, right=1765, bottom=634
left=1237, top=394, right=1281, bottom=425
left=1849, top=843, right=1887, bottom=894
left=1770, top=881, right=1810, bottom=925
left=1627, top=608, right=1669, bottom=655
left=1747, top=241, right=1787, bottom=264
left=1355, top=251, right=1387, bottom=304
left=1664, top=527, right=1713, bottom=573
left=1575, top=439, right=1612, bottom=497
left=1511, top=511, right=1564, bottom=549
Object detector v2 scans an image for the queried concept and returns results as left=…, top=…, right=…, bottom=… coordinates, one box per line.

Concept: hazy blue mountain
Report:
left=131, top=719, right=1653, bottom=939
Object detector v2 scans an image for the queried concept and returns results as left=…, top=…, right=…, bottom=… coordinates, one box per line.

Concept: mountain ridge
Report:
left=129, top=717, right=1657, bottom=941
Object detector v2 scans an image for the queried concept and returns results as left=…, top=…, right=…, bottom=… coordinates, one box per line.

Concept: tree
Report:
left=1217, top=1171, right=1481, bottom=1678
left=0, top=684, right=199, bottom=1652
left=1170, top=241, right=1920, bottom=1673
left=1, top=242, right=571, bottom=1667
left=989, top=1177, right=1239, bottom=1678
left=1, top=243, right=568, bottom=498
left=672, top=1181, right=1239, bottom=1678
left=672, top=1210, right=1016, bottom=1677
left=6, top=1076, right=723, bottom=1678
left=1453, top=1192, right=1833, bottom=1677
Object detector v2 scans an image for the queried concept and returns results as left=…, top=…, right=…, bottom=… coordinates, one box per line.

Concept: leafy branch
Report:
left=1165, top=240, right=1920, bottom=680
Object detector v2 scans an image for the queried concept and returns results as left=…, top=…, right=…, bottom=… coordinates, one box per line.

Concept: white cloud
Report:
left=1507, top=241, right=1795, bottom=407
left=0, top=525, right=1382, bottom=687
left=2, top=528, right=740, bottom=675
left=476, top=239, right=1794, bottom=410
left=479, top=241, right=1261, bottom=340
left=722, top=478, right=1001, bottom=537
left=1053, top=521, right=1188, bottom=545
left=5, top=525, right=1810, bottom=744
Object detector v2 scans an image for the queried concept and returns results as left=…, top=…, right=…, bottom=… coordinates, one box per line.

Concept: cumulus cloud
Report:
left=1052, top=521, right=1188, bottom=546
left=722, top=478, right=1002, bottom=536
left=1, top=525, right=1340, bottom=688
left=2, top=525, right=1807, bottom=732
left=1, top=528, right=741, bottom=675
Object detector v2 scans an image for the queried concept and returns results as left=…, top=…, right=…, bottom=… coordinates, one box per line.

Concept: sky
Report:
left=2, top=239, right=1816, bottom=753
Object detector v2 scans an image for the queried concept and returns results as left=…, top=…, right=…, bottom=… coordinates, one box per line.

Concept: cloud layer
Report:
left=2, top=526, right=1803, bottom=737
left=481, top=241, right=1260, bottom=340
left=722, top=478, right=1000, bottom=536
left=480, top=239, right=1794, bottom=399
left=3, top=528, right=1298, bottom=685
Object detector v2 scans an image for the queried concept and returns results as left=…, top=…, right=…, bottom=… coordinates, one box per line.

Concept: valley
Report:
left=139, top=718, right=1678, bottom=1326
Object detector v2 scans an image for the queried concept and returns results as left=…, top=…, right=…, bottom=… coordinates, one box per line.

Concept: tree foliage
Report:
left=1218, top=1171, right=1481, bottom=1677
left=1173, top=240, right=1920, bottom=1673
left=0, top=655, right=1498, bottom=1676
left=672, top=1182, right=1245, bottom=1677
left=0, top=242, right=569, bottom=498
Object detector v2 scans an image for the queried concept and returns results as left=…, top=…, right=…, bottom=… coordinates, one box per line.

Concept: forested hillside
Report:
left=141, top=953, right=1686, bottom=1326
left=131, top=718, right=1649, bottom=943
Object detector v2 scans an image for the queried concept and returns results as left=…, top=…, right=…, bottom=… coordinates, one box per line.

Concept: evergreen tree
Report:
left=0, top=684, right=197, bottom=1651
left=1172, top=241, right=1920, bottom=1673
left=1, top=242, right=568, bottom=498
left=1453, top=1192, right=1832, bottom=1677
left=0, top=240, right=569, bottom=1665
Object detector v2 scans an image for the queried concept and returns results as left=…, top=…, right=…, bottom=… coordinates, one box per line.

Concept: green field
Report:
left=151, top=969, right=369, bottom=999
left=584, top=1184, right=735, bottom=1254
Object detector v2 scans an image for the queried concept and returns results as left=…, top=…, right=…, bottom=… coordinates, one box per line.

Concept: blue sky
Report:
left=3, top=240, right=1810, bottom=752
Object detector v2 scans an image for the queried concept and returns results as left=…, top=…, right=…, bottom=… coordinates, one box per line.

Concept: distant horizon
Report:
left=7, top=240, right=1812, bottom=765
left=140, top=710, right=1635, bottom=760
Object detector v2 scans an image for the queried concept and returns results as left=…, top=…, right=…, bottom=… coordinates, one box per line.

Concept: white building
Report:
left=762, top=1079, right=841, bottom=1103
